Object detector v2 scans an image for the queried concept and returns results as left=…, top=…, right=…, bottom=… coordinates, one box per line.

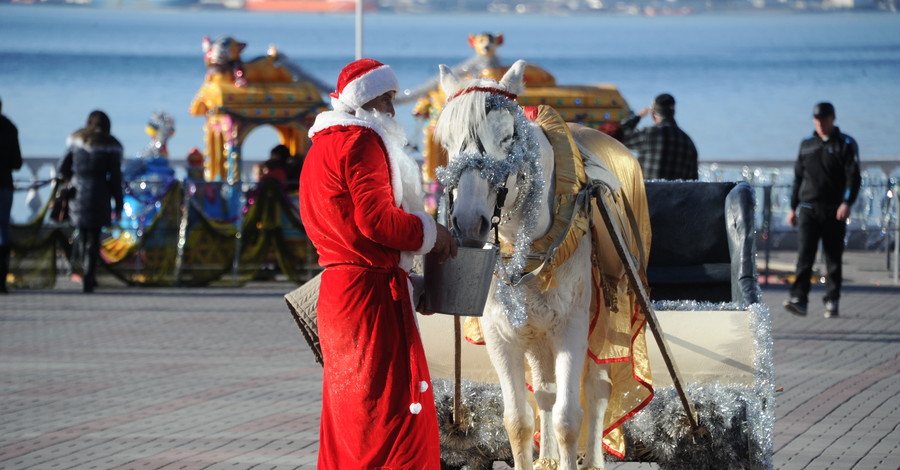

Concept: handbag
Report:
left=50, top=182, right=76, bottom=223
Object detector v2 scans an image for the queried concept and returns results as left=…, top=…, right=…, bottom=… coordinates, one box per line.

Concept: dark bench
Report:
left=645, top=181, right=759, bottom=305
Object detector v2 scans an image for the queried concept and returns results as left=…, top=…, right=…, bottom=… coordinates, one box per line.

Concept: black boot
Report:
left=0, top=245, right=10, bottom=294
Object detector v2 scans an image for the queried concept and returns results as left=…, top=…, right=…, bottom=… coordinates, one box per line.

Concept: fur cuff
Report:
left=413, top=212, right=437, bottom=255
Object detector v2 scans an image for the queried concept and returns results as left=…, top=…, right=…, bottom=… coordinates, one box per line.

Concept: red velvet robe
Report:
left=299, top=119, right=440, bottom=470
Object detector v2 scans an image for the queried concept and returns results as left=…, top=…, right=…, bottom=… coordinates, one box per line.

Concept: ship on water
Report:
left=243, top=0, right=376, bottom=12
left=15, top=0, right=376, bottom=11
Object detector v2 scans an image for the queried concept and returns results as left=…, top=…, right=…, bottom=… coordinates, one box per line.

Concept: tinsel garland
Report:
left=431, top=302, right=775, bottom=469
left=435, top=94, right=544, bottom=328
left=432, top=379, right=513, bottom=470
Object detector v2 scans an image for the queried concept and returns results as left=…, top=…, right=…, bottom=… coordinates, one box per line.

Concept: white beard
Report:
left=355, top=108, right=425, bottom=213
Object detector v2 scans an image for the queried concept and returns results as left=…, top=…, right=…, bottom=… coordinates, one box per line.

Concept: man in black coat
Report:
left=0, top=97, right=23, bottom=294
left=784, top=102, right=861, bottom=318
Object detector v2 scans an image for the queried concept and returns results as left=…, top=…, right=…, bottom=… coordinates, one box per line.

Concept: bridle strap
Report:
left=447, top=86, right=518, bottom=104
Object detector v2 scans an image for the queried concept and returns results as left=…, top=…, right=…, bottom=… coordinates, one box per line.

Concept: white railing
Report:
left=13, top=157, right=900, bottom=282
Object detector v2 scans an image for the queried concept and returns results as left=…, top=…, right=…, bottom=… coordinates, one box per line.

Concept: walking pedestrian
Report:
left=783, top=102, right=861, bottom=318
left=57, top=110, right=124, bottom=293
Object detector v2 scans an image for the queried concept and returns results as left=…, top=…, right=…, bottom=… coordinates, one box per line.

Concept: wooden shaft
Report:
left=453, top=314, right=462, bottom=425
left=594, top=186, right=700, bottom=432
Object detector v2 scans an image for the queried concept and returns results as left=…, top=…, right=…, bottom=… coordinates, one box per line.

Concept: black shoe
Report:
left=824, top=300, right=839, bottom=318
left=783, top=298, right=807, bottom=316
left=83, top=282, right=94, bottom=293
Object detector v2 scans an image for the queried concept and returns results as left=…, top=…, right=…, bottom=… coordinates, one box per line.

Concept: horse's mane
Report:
left=433, top=79, right=494, bottom=153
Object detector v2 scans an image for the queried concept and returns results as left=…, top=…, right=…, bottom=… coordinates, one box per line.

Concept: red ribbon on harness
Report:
left=447, top=86, right=518, bottom=103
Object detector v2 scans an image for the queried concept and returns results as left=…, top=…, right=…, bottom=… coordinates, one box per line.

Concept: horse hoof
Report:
left=533, top=459, right=560, bottom=470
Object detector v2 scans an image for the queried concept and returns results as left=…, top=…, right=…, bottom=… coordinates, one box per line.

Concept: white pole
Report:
left=355, top=0, right=363, bottom=60
left=894, top=183, right=899, bottom=283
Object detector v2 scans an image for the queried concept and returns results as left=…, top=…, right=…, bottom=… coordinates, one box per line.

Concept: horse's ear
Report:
left=439, top=64, right=461, bottom=96
left=499, top=59, right=527, bottom=95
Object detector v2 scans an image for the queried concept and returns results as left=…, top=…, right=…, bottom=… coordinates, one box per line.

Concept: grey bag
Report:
left=284, top=272, right=323, bottom=365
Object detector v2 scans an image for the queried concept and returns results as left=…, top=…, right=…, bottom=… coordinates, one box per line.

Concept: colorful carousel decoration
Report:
left=189, top=35, right=329, bottom=183
left=8, top=37, right=328, bottom=289
left=403, top=33, right=633, bottom=212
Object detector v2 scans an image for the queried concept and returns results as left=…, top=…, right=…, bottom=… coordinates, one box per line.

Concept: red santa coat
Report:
left=299, top=111, right=440, bottom=470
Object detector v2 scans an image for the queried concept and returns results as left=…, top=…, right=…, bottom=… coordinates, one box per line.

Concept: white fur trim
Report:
left=409, top=402, right=422, bottom=414
left=309, top=111, right=406, bottom=207
left=413, top=212, right=437, bottom=255
left=335, top=65, right=398, bottom=111
left=419, top=380, right=429, bottom=393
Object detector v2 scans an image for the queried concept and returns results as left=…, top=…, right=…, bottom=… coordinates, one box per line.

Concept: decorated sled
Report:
left=419, top=180, right=774, bottom=469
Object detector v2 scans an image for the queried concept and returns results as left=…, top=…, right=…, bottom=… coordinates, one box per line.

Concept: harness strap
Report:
left=505, top=186, right=592, bottom=287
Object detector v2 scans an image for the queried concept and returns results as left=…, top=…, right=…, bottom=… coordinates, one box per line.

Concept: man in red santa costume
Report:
left=299, top=58, right=457, bottom=469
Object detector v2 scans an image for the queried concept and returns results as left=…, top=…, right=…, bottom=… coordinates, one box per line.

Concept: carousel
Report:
left=405, top=33, right=633, bottom=208
left=188, top=35, right=329, bottom=184
left=8, top=36, right=327, bottom=289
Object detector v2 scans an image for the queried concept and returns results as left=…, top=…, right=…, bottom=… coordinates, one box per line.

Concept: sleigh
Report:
left=417, top=180, right=774, bottom=470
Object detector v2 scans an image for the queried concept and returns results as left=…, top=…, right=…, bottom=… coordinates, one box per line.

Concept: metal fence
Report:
left=12, top=157, right=900, bottom=282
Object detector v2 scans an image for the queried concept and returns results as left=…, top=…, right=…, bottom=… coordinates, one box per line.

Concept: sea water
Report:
left=1, top=6, right=898, bottom=163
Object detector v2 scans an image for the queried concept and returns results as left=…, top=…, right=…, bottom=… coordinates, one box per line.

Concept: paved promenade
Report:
left=1, top=249, right=898, bottom=469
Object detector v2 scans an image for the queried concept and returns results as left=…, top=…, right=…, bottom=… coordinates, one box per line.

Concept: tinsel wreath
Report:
left=435, top=93, right=544, bottom=329
left=432, top=378, right=513, bottom=470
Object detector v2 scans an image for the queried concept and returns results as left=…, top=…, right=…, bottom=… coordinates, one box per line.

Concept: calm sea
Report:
left=1, top=5, right=899, bottom=164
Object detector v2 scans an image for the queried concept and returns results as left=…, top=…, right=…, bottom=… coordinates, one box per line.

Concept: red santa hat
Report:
left=329, top=58, right=399, bottom=113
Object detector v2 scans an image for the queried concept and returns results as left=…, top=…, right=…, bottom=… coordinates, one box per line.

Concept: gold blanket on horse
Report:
left=465, top=106, right=654, bottom=458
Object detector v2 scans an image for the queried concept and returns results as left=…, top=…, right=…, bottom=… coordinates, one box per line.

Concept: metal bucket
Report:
left=422, top=243, right=499, bottom=316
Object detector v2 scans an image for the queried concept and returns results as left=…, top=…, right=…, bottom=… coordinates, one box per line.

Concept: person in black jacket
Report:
left=58, top=110, right=124, bottom=293
left=0, top=97, right=23, bottom=294
left=784, top=102, right=861, bottom=318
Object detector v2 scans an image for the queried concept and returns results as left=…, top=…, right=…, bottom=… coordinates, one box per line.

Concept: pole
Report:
left=355, top=0, right=363, bottom=60
left=453, top=315, right=462, bottom=425
left=892, top=183, right=900, bottom=284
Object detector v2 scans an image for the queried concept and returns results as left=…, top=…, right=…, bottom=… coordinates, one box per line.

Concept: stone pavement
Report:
left=0, top=249, right=898, bottom=470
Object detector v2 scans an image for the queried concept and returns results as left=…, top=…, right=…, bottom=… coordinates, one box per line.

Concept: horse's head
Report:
left=434, top=60, right=542, bottom=245
left=467, top=33, right=503, bottom=59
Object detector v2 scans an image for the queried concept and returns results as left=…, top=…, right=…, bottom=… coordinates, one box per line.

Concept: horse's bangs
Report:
left=434, top=88, right=489, bottom=156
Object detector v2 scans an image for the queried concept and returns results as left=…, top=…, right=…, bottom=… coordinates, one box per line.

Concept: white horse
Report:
left=434, top=60, right=651, bottom=470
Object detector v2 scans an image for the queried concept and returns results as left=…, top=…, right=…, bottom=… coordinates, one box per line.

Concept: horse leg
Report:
left=581, top=360, right=611, bottom=470
left=484, top=327, right=534, bottom=469
left=553, top=325, right=589, bottom=470
left=526, top=339, right=559, bottom=465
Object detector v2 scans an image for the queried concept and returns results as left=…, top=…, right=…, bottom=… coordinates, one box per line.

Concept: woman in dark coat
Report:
left=58, top=110, right=124, bottom=293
